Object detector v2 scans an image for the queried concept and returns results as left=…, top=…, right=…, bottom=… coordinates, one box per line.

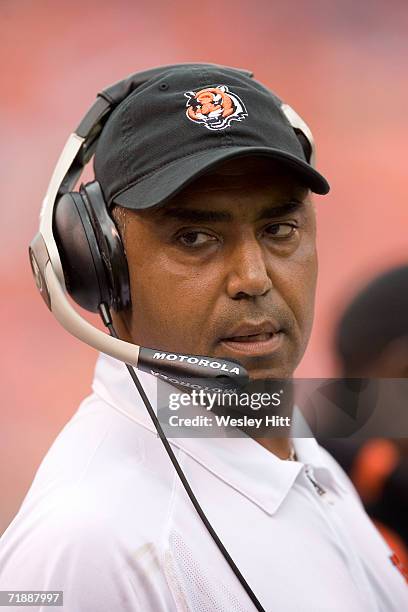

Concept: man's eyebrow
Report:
left=256, top=200, right=305, bottom=220
left=157, top=200, right=305, bottom=223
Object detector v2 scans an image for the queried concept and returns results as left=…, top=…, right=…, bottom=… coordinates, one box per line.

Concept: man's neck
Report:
left=165, top=378, right=295, bottom=460
left=254, top=436, right=293, bottom=459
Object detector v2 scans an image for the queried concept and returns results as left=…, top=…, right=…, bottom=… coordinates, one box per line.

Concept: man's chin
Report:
left=246, top=365, right=294, bottom=381
left=212, top=348, right=295, bottom=380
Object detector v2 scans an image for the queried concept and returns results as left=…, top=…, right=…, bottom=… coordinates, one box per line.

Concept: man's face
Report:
left=113, top=157, right=318, bottom=379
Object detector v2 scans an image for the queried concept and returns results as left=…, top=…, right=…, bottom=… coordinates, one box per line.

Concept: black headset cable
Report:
left=99, top=303, right=266, bottom=612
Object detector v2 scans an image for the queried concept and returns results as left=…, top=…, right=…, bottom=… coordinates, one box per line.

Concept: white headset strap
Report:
left=33, top=131, right=142, bottom=367
left=40, top=133, right=83, bottom=282
left=280, top=103, right=317, bottom=167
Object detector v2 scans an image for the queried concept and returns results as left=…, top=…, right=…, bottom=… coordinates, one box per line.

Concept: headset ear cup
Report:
left=81, top=181, right=130, bottom=312
left=53, top=192, right=111, bottom=312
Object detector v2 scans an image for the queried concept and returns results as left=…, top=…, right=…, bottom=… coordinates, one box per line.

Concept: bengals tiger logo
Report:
left=184, top=85, right=247, bottom=131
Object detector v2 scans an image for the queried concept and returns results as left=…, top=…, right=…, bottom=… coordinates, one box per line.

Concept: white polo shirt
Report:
left=0, top=352, right=406, bottom=611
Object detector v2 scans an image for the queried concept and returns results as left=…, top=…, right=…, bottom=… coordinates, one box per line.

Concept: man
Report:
left=0, top=64, right=407, bottom=611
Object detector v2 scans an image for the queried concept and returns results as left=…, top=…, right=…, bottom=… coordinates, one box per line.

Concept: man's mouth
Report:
left=219, top=321, right=284, bottom=357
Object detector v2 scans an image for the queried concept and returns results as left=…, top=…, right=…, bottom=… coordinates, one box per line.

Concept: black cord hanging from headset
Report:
left=99, top=303, right=267, bottom=612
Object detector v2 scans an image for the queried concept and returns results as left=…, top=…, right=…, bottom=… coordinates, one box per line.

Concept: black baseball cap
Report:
left=94, top=63, right=330, bottom=210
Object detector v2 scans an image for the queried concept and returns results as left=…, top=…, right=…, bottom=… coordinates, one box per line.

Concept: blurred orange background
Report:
left=1, top=0, right=407, bottom=535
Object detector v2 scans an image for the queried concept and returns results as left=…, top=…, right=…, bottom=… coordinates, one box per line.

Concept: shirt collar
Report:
left=92, top=352, right=348, bottom=515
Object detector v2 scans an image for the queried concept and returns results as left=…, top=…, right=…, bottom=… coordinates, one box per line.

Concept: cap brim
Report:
left=112, top=146, right=330, bottom=210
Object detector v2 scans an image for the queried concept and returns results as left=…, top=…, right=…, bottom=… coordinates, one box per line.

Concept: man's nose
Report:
left=225, top=236, right=273, bottom=299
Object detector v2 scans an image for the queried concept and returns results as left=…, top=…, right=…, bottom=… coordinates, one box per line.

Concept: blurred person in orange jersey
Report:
left=324, top=264, right=408, bottom=569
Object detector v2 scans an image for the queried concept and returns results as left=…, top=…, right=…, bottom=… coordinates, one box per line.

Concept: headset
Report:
left=28, top=64, right=317, bottom=612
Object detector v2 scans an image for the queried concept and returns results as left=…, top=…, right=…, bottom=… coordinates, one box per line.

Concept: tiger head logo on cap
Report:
left=184, top=85, right=247, bottom=131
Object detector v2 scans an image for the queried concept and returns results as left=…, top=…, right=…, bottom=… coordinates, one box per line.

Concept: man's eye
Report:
left=264, top=223, right=297, bottom=239
left=177, top=231, right=217, bottom=247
